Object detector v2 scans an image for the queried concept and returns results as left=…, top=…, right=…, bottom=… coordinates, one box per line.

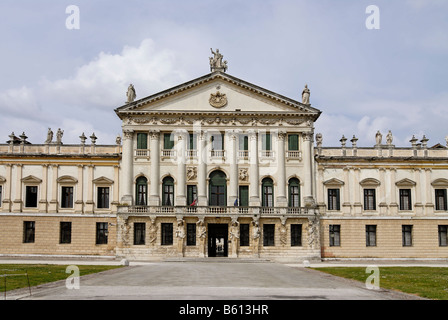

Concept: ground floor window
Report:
left=402, top=225, right=413, bottom=247
left=366, top=225, right=377, bottom=247
left=263, top=224, right=275, bottom=246
left=439, top=225, right=448, bottom=247
left=96, top=222, right=108, bottom=245
left=240, top=224, right=250, bottom=246
left=291, top=224, right=302, bottom=246
left=23, top=221, right=35, bottom=243
left=329, top=224, right=340, bottom=246
left=161, top=223, right=173, bottom=245
left=134, top=223, right=146, bottom=245
left=187, top=223, right=196, bottom=246
left=60, top=222, right=72, bottom=244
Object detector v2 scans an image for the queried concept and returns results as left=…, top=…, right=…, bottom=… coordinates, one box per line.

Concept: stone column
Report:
left=228, top=130, right=239, bottom=206
left=353, top=168, right=362, bottom=214
left=302, top=132, right=315, bottom=207
left=249, top=130, right=260, bottom=206
left=2, top=164, right=12, bottom=211
left=121, top=129, right=134, bottom=205
left=149, top=130, right=160, bottom=206
left=12, top=164, right=23, bottom=212
left=176, top=132, right=187, bottom=206
left=276, top=131, right=287, bottom=207
left=425, top=169, right=434, bottom=215
left=112, top=165, right=120, bottom=211
left=75, top=165, right=84, bottom=213
left=197, top=130, right=208, bottom=206
left=85, top=164, right=94, bottom=212
left=39, top=164, right=49, bottom=212
left=342, top=167, right=351, bottom=215
left=48, top=164, right=58, bottom=213
left=379, top=168, right=387, bottom=215
left=389, top=168, right=398, bottom=215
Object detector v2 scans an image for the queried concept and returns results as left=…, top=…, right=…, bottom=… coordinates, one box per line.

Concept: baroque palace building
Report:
left=1, top=50, right=448, bottom=262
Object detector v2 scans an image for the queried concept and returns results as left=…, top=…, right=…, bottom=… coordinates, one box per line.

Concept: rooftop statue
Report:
left=126, top=84, right=136, bottom=103
left=209, top=48, right=228, bottom=72
left=302, top=84, right=310, bottom=105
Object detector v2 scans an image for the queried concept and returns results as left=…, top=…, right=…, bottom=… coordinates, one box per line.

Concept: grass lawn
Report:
left=0, top=264, right=123, bottom=293
left=313, top=267, right=448, bottom=300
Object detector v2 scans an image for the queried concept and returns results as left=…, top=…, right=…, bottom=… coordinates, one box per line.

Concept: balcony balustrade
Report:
left=117, top=205, right=311, bottom=217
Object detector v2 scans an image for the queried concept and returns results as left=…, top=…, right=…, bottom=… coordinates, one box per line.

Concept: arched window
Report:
left=135, top=177, right=147, bottom=206
left=288, top=178, right=300, bottom=207
left=262, top=178, right=274, bottom=207
left=162, top=176, right=174, bottom=206
left=209, top=170, right=227, bottom=206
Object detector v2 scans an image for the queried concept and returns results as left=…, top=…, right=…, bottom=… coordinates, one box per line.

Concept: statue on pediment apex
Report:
left=209, top=48, right=228, bottom=72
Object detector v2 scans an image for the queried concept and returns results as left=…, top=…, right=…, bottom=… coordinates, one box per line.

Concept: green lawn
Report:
left=313, top=267, right=448, bottom=300
left=0, top=264, right=123, bottom=293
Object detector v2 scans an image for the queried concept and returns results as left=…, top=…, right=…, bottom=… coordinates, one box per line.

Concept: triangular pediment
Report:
left=395, top=178, right=416, bottom=187
left=93, top=176, right=114, bottom=184
left=115, top=72, right=321, bottom=119
left=21, top=175, right=42, bottom=183
left=323, top=178, right=345, bottom=186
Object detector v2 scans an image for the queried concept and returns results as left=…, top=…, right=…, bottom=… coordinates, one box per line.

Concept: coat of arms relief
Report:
left=209, top=91, right=227, bottom=108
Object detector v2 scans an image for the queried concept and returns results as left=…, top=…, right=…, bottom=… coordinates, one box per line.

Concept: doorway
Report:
left=208, top=224, right=228, bottom=257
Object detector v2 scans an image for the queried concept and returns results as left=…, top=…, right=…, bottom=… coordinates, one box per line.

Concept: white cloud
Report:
left=0, top=39, right=187, bottom=144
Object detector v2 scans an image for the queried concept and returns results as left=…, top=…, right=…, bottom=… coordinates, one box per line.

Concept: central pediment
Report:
left=115, top=72, right=321, bottom=120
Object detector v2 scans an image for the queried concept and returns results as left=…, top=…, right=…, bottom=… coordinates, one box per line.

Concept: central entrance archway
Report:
left=208, top=224, right=228, bottom=257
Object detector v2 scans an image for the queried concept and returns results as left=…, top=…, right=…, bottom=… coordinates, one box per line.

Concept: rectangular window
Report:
left=188, top=133, right=197, bottom=150
left=402, top=225, right=413, bottom=247
left=23, top=221, right=35, bottom=243
left=163, top=133, right=174, bottom=150
left=25, top=186, right=38, bottom=208
left=240, top=224, right=250, bottom=246
left=435, top=189, right=447, bottom=211
left=137, top=133, right=148, bottom=149
left=262, top=185, right=274, bottom=207
left=288, top=134, right=299, bottom=151
left=187, top=223, right=196, bottom=246
left=97, top=187, right=110, bottom=209
left=263, top=224, right=275, bottom=246
left=0, top=185, right=2, bottom=206
left=239, top=186, right=249, bottom=207
left=399, top=189, right=412, bottom=211
left=134, top=223, right=145, bottom=245
left=161, top=223, right=173, bottom=245
left=289, top=184, right=300, bottom=207
left=60, top=222, right=72, bottom=244
left=366, top=225, right=377, bottom=247
left=438, top=225, right=448, bottom=247
left=96, top=222, right=108, bottom=245
left=61, top=186, right=74, bottom=208
left=187, top=185, right=198, bottom=206
left=328, top=189, right=341, bottom=211
left=239, top=134, right=249, bottom=151
left=364, top=189, right=376, bottom=211
left=210, top=133, right=224, bottom=150
left=291, top=224, right=302, bottom=246
left=329, top=225, right=340, bottom=247
left=261, top=133, right=271, bottom=151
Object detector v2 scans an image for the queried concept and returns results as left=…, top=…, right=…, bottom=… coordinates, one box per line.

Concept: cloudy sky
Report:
left=0, top=0, right=447, bottom=147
